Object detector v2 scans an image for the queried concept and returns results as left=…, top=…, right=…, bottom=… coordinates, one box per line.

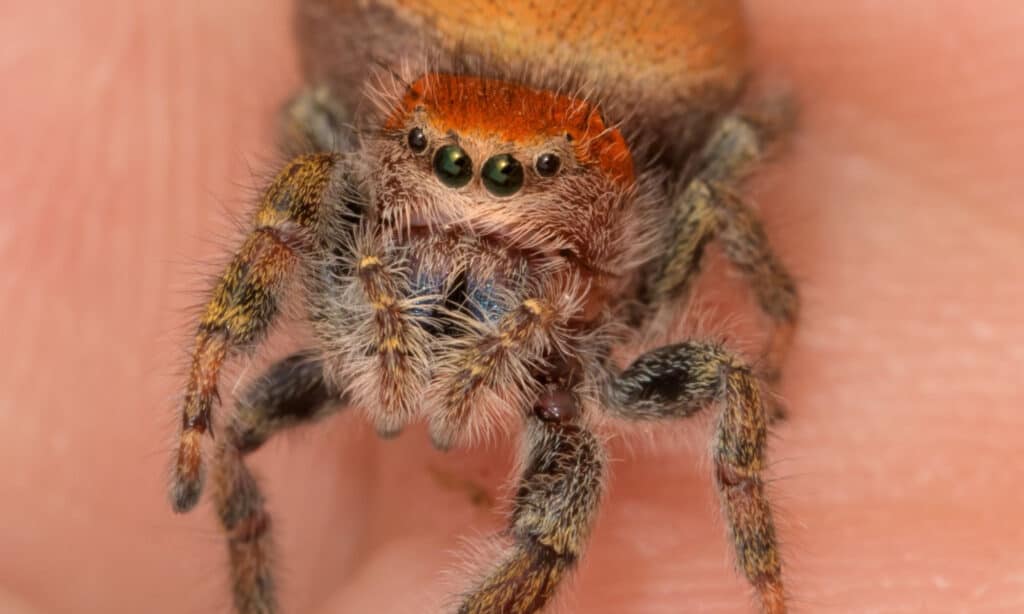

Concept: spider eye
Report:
left=535, top=152, right=561, bottom=177
left=407, top=127, right=428, bottom=153
left=433, top=145, right=473, bottom=188
left=482, top=154, right=524, bottom=196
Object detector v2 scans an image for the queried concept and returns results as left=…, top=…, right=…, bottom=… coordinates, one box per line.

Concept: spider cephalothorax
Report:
left=370, top=73, right=637, bottom=271
left=304, top=72, right=653, bottom=447
left=170, top=2, right=799, bottom=613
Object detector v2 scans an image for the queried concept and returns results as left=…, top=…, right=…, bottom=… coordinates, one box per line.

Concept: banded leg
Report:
left=655, top=102, right=799, bottom=384
left=458, top=419, right=604, bottom=614
left=350, top=241, right=434, bottom=437
left=170, top=153, right=342, bottom=512
left=212, top=351, right=343, bottom=614
left=609, top=341, right=786, bottom=613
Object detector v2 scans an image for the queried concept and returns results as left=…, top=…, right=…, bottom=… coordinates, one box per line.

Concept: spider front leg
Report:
left=609, top=341, right=786, bottom=613
left=211, top=351, right=344, bottom=614
left=169, top=152, right=342, bottom=512
left=655, top=102, right=800, bottom=390
left=459, top=417, right=604, bottom=614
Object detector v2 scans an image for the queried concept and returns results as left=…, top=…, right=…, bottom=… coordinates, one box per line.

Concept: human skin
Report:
left=1, top=1, right=1022, bottom=612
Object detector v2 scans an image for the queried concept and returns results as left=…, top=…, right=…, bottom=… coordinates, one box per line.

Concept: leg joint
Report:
left=225, top=510, right=271, bottom=545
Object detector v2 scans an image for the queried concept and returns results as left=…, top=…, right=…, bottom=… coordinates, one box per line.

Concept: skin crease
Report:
left=0, top=0, right=1022, bottom=612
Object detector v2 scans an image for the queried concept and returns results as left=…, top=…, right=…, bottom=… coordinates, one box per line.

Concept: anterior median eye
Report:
left=433, top=145, right=473, bottom=188
left=481, top=154, right=524, bottom=196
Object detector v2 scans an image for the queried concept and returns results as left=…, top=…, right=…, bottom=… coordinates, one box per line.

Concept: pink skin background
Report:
left=1, top=1, right=1022, bottom=612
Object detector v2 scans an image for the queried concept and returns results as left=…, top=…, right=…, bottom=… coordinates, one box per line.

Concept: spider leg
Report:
left=458, top=418, right=604, bottom=614
left=210, top=351, right=343, bottom=614
left=654, top=101, right=799, bottom=389
left=170, top=153, right=342, bottom=513
left=229, top=351, right=343, bottom=453
left=279, top=85, right=353, bottom=153
left=429, top=288, right=573, bottom=450
left=608, top=341, right=786, bottom=614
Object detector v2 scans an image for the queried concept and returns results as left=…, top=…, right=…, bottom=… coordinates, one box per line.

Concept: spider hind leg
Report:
left=654, top=100, right=800, bottom=400
left=279, top=85, right=353, bottom=153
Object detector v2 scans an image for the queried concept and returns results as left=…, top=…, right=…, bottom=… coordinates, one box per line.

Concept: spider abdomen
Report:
left=297, top=0, right=749, bottom=160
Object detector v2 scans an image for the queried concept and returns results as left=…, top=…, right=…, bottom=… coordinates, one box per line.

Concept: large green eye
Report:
left=481, top=154, right=524, bottom=196
left=433, top=145, right=473, bottom=188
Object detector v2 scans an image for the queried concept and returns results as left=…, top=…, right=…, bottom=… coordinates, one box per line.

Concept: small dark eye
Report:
left=535, top=153, right=561, bottom=177
left=482, top=154, right=525, bottom=196
left=433, top=145, right=473, bottom=188
left=407, top=127, right=428, bottom=153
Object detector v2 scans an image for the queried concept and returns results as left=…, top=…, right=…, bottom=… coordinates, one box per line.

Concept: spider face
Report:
left=365, top=74, right=637, bottom=288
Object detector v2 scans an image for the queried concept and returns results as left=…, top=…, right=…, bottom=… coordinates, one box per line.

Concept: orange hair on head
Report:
left=387, top=73, right=635, bottom=185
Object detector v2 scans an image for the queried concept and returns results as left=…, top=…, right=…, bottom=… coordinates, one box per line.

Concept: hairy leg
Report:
left=655, top=103, right=799, bottom=385
left=211, top=351, right=344, bottom=614
left=229, top=351, right=342, bottom=453
left=428, top=284, right=578, bottom=450
left=458, top=418, right=604, bottom=614
left=609, top=341, right=785, bottom=613
left=279, top=85, right=354, bottom=153
left=170, top=153, right=342, bottom=512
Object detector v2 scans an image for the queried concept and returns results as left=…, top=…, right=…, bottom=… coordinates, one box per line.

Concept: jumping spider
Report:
left=169, top=1, right=799, bottom=612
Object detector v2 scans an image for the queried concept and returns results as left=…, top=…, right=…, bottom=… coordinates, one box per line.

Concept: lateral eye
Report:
left=433, top=145, right=473, bottom=188
left=482, top=154, right=524, bottom=196
left=407, top=127, right=428, bottom=153
left=535, top=152, right=561, bottom=177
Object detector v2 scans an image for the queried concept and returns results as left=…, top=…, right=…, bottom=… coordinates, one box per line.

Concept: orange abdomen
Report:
left=379, top=0, right=748, bottom=108
left=296, top=0, right=750, bottom=159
